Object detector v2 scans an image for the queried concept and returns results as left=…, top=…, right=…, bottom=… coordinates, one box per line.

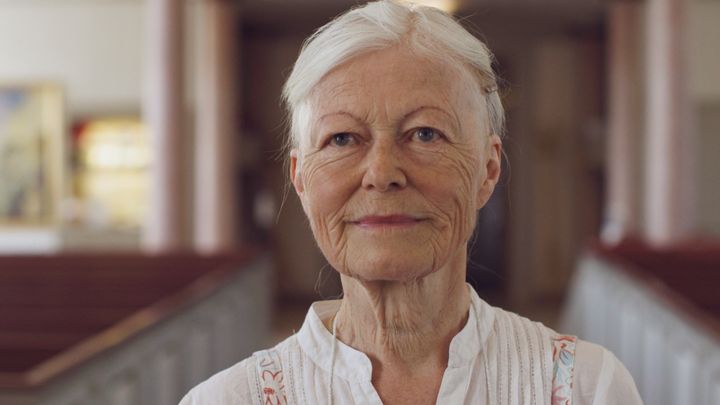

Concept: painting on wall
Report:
left=0, top=84, right=64, bottom=226
left=74, top=117, right=150, bottom=229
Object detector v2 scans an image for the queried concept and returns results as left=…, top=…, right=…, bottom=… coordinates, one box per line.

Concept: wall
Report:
left=688, top=2, right=720, bottom=103
left=463, top=14, right=605, bottom=307
left=0, top=1, right=145, bottom=116
left=242, top=35, right=334, bottom=300
left=688, top=2, right=720, bottom=236
left=239, top=8, right=608, bottom=304
left=0, top=0, right=206, bottom=251
left=0, top=0, right=203, bottom=117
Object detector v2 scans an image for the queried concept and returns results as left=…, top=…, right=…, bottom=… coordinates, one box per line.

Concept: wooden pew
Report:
left=0, top=249, right=271, bottom=405
left=563, top=239, right=720, bottom=405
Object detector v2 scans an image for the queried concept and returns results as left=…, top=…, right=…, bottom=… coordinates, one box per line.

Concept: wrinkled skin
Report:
left=290, top=47, right=502, bottom=404
left=291, top=47, right=502, bottom=283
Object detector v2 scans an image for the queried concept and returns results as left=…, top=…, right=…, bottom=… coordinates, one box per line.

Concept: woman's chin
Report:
left=341, top=251, right=438, bottom=283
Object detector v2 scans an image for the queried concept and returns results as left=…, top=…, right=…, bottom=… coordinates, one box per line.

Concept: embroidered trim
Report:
left=551, top=335, right=577, bottom=405
left=253, top=329, right=577, bottom=404
left=256, top=350, right=288, bottom=405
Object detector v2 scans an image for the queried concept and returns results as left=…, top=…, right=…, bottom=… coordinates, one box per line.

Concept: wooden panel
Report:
left=564, top=242, right=720, bottom=405
left=593, top=239, right=720, bottom=323
left=0, top=249, right=259, bottom=379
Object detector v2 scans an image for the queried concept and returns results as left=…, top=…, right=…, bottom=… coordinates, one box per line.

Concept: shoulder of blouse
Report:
left=178, top=355, right=257, bottom=405
left=485, top=302, right=643, bottom=404
left=178, top=333, right=301, bottom=405
left=573, top=339, right=644, bottom=405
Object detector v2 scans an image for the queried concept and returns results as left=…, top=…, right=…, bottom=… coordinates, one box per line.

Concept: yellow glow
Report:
left=76, top=118, right=150, bottom=228
left=400, top=0, right=459, bottom=14
left=79, top=119, right=149, bottom=170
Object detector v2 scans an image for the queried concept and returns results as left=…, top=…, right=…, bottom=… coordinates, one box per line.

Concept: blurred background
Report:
left=0, top=0, right=718, bottom=404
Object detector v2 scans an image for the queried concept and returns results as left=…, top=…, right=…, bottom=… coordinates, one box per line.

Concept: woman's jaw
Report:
left=292, top=47, right=498, bottom=285
left=335, top=247, right=471, bottom=367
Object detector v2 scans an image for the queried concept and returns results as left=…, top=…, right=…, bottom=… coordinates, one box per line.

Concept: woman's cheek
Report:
left=427, top=153, right=481, bottom=243
left=302, top=160, right=355, bottom=258
left=302, top=159, right=339, bottom=207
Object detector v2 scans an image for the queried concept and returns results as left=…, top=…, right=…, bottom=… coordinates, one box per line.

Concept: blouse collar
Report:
left=296, top=284, right=496, bottom=383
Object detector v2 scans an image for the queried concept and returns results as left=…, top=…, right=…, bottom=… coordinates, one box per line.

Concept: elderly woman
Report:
left=181, top=1, right=642, bottom=404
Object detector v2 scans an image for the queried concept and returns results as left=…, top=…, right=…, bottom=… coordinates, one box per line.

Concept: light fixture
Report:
left=400, top=0, right=460, bottom=14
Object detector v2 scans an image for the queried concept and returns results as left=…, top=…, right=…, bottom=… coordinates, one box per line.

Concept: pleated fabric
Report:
left=181, top=283, right=643, bottom=405
left=247, top=285, right=562, bottom=405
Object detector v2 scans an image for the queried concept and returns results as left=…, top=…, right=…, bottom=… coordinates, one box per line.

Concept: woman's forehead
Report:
left=309, top=48, right=483, bottom=121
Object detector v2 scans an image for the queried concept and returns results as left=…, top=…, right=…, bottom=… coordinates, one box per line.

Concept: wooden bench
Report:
left=593, top=240, right=720, bottom=334
left=563, top=239, right=720, bottom=405
left=0, top=249, right=271, bottom=405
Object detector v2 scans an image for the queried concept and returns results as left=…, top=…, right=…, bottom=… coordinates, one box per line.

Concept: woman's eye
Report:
left=330, top=133, right=354, bottom=147
left=413, top=127, right=440, bottom=143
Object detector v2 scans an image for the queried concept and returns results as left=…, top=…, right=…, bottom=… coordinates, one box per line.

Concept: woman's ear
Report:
left=290, top=149, right=304, bottom=195
left=476, top=134, right=502, bottom=210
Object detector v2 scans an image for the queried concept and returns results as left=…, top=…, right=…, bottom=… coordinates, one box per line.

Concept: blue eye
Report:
left=330, top=133, right=353, bottom=147
left=414, top=127, right=438, bottom=142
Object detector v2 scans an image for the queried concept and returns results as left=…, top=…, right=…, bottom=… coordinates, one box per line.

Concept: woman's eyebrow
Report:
left=401, top=105, right=460, bottom=130
left=318, top=111, right=363, bottom=124
left=311, top=111, right=363, bottom=144
left=317, top=106, right=460, bottom=132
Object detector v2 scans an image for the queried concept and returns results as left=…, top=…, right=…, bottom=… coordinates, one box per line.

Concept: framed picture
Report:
left=0, top=84, right=65, bottom=226
left=74, top=117, right=150, bottom=229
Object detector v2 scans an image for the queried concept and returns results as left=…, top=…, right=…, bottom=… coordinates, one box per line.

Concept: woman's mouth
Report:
left=351, top=215, right=424, bottom=229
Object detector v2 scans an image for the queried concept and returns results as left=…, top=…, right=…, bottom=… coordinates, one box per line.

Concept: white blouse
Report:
left=180, top=286, right=643, bottom=405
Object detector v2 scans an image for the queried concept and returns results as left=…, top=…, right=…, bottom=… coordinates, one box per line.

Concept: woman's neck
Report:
left=333, top=250, right=471, bottom=375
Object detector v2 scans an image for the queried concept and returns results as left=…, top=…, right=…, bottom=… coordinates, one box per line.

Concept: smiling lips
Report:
left=351, top=215, right=424, bottom=228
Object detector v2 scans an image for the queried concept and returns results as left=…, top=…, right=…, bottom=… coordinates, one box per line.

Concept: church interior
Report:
left=0, top=0, right=719, bottom=404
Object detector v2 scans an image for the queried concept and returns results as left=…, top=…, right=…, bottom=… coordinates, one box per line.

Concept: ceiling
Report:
left=242, top=0, right=607, bottom=37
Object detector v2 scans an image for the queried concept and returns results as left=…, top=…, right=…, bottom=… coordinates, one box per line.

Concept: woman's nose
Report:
left=361, top=141, right=407, bottom=191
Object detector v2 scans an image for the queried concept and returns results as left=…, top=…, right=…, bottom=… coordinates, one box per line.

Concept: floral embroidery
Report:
left=258, top=354, right=287, bottom=405
left=551, top=335, right=577, bottom=405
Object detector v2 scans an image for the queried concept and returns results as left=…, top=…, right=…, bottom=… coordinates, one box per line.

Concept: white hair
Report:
left=282, top=0, right=505, bottom=149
